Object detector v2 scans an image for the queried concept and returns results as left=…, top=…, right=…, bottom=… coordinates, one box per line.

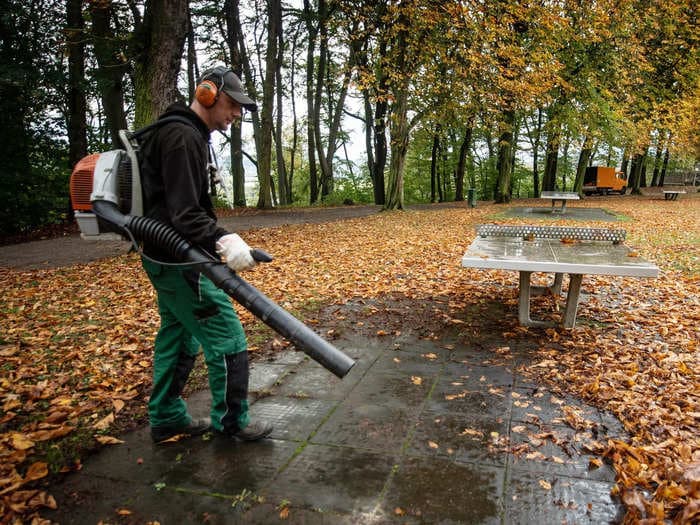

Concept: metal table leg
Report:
left=531, top=273, right=564, bottom=296
left=518, top=271, right=553, bottom=327
left=562, top=274, right=583, bottom=328
left=519, top=272, right=580, bottom=328
left=550, top=273, right=564, bottom=295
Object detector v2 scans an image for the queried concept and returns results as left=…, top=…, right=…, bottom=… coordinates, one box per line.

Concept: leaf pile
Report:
left=1, top=195, right=698, bottom=523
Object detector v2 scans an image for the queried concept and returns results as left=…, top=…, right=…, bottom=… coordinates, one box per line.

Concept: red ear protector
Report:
left=195, top=80, right=218, bottom=107
left=195, top=68, right=226, bottom=108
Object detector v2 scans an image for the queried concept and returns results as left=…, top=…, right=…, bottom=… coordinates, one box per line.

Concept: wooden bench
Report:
left=662, top=184, right=686, bottom=200
left=661, top=169, right=696, bottom=200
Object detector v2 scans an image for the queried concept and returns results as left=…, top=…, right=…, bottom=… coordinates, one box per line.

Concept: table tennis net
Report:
left=476, top=224, right=626, bottom=243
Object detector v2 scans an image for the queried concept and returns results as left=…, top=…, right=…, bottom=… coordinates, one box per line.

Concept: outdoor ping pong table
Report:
left=540, top=190, right=580, bottom=212
left=461, top=225, right=659, bottom=328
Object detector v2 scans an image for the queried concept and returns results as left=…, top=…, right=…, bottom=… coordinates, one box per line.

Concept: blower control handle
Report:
left=250, top=248, right=273, bottom=263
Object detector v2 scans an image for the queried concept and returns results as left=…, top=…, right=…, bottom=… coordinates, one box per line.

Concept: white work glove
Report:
left=215, top=233, right=256, bottom=272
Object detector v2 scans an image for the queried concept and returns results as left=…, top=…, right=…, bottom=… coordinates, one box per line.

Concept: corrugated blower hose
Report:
left=69, top=125, right=355, bottom=378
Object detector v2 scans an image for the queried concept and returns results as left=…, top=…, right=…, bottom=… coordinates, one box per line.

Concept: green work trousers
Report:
left=142, top=259, right=250, bottom=433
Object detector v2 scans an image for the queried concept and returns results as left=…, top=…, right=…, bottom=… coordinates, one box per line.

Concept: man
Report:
left=139, top=66, right=273, bottom=443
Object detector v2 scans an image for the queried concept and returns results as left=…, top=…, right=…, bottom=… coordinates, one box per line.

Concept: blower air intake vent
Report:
left=117, top=156, right=133, bottom=214
left=70, top=153, right=101, bottom=211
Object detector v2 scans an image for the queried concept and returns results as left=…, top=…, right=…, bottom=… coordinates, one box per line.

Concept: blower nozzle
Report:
left=90, top=201, right=355, bottom=378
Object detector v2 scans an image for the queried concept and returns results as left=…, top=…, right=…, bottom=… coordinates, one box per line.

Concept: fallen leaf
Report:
left=589, top=457, right=603, bottom=469
left=539, top=479, right=552, bottom=490
left=10, top=433, right=35, bottom=451
left=0, top=345, right=18, bottom=357
left=95, top=436, right=124, bottom=445
left=460, top=428, right=484, bottom=438
left=23, top=462, right=48, bottom=483
left=92, top=412, right=115, bottom=430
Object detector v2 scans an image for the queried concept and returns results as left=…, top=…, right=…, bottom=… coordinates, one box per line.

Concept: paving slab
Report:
left=502, top=206, right=622, bottom=222
left=382, top=457, right=505, bottom=524
left=45, top=322, right=625, bottom=524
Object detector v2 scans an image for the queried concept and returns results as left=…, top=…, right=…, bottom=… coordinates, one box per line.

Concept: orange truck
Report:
left=583, top=167, right=627, bottom=195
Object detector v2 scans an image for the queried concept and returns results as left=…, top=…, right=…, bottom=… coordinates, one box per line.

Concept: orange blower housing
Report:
left=70, top=154, right=101, bottom=212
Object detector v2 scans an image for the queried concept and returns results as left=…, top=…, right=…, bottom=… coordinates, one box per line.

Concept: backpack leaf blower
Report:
left=69, top=121, right=355, bottom=378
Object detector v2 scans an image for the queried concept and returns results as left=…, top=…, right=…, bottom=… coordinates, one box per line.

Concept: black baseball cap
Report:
left=200, top=66, right=258, bottom=112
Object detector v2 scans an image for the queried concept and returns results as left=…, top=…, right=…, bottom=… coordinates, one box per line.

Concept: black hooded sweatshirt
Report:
left=139, top=102, right=228, bottom=262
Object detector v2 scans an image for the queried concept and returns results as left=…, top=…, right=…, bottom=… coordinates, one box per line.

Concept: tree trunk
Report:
left=370, top=29, right=389, bottom=206
left=255, top=0, right=279, bottom=209
left=482, top=126, right=495, bottom=200
left=385, top=90, right=409, bottom=210
left=430, top=129, right=440, bottom=203
left=650, top=135, right=665, bottom=187
left=638, top=145, right=649, bottom=188
left=186, top=9, right=197, bottom=100
left=132, top=0, right=188, bottom=128
left=437, top=144, right=444, bottom=203
left=542, top=101, right=562, bottom=193
left=89, top=0, right=127, bottom=149
left=0, top=7, right=33, bottom=234
left=532, top=108, right=542, bottom=197
left=510, top=116, right=519, bottom=192
left=542, top=126, right=559, bottom=193
left=321, top=53, right=353, bottom=199
left=629, top=149, right=647, bottom=195
left=383, top=10, right=411, bottom=211
left=273, top=2, right=288, bottom=205
left=362, top=90, right=375, bottom=189
left=225, top=0, right=247, bottom=207
left=573, top=134, right=593, bottom=194
left=494, top=110, right=515, bottom=203
left=560, top=134, right=571, bottom=190
left=303, top=0, right=319, bottom=204
left=372, top=96, right=388, bottom=205
left=313, top=0, right=328, bottom=194
left=455, top=125, right=472, bottom=201
left=287, top=27, right=300, bottom=204
left=659, top=145, right=670, bottom=186
left=312, top=0, right=351, bottom=200
left=620, top=148, right=630, bottom=180
left=67, top=0, right=87, bottom=165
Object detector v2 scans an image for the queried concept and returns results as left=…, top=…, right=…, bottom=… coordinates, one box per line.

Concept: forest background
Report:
left=0, top=0, right=698, bottom=237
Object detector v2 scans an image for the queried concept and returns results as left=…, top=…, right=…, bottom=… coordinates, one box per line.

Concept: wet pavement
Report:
left=45, top=322, right=626, bottom=524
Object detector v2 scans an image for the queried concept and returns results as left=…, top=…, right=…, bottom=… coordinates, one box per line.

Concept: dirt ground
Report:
left=0, top=204, right=389, bottom=270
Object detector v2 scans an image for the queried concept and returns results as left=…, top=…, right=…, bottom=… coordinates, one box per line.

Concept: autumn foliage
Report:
left=1, top=195, right=698, bottom=523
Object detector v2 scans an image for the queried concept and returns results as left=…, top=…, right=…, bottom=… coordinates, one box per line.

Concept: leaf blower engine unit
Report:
left=68, top=122, right=355, bottom=378
left=70, top=127, right=149, bottom=240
